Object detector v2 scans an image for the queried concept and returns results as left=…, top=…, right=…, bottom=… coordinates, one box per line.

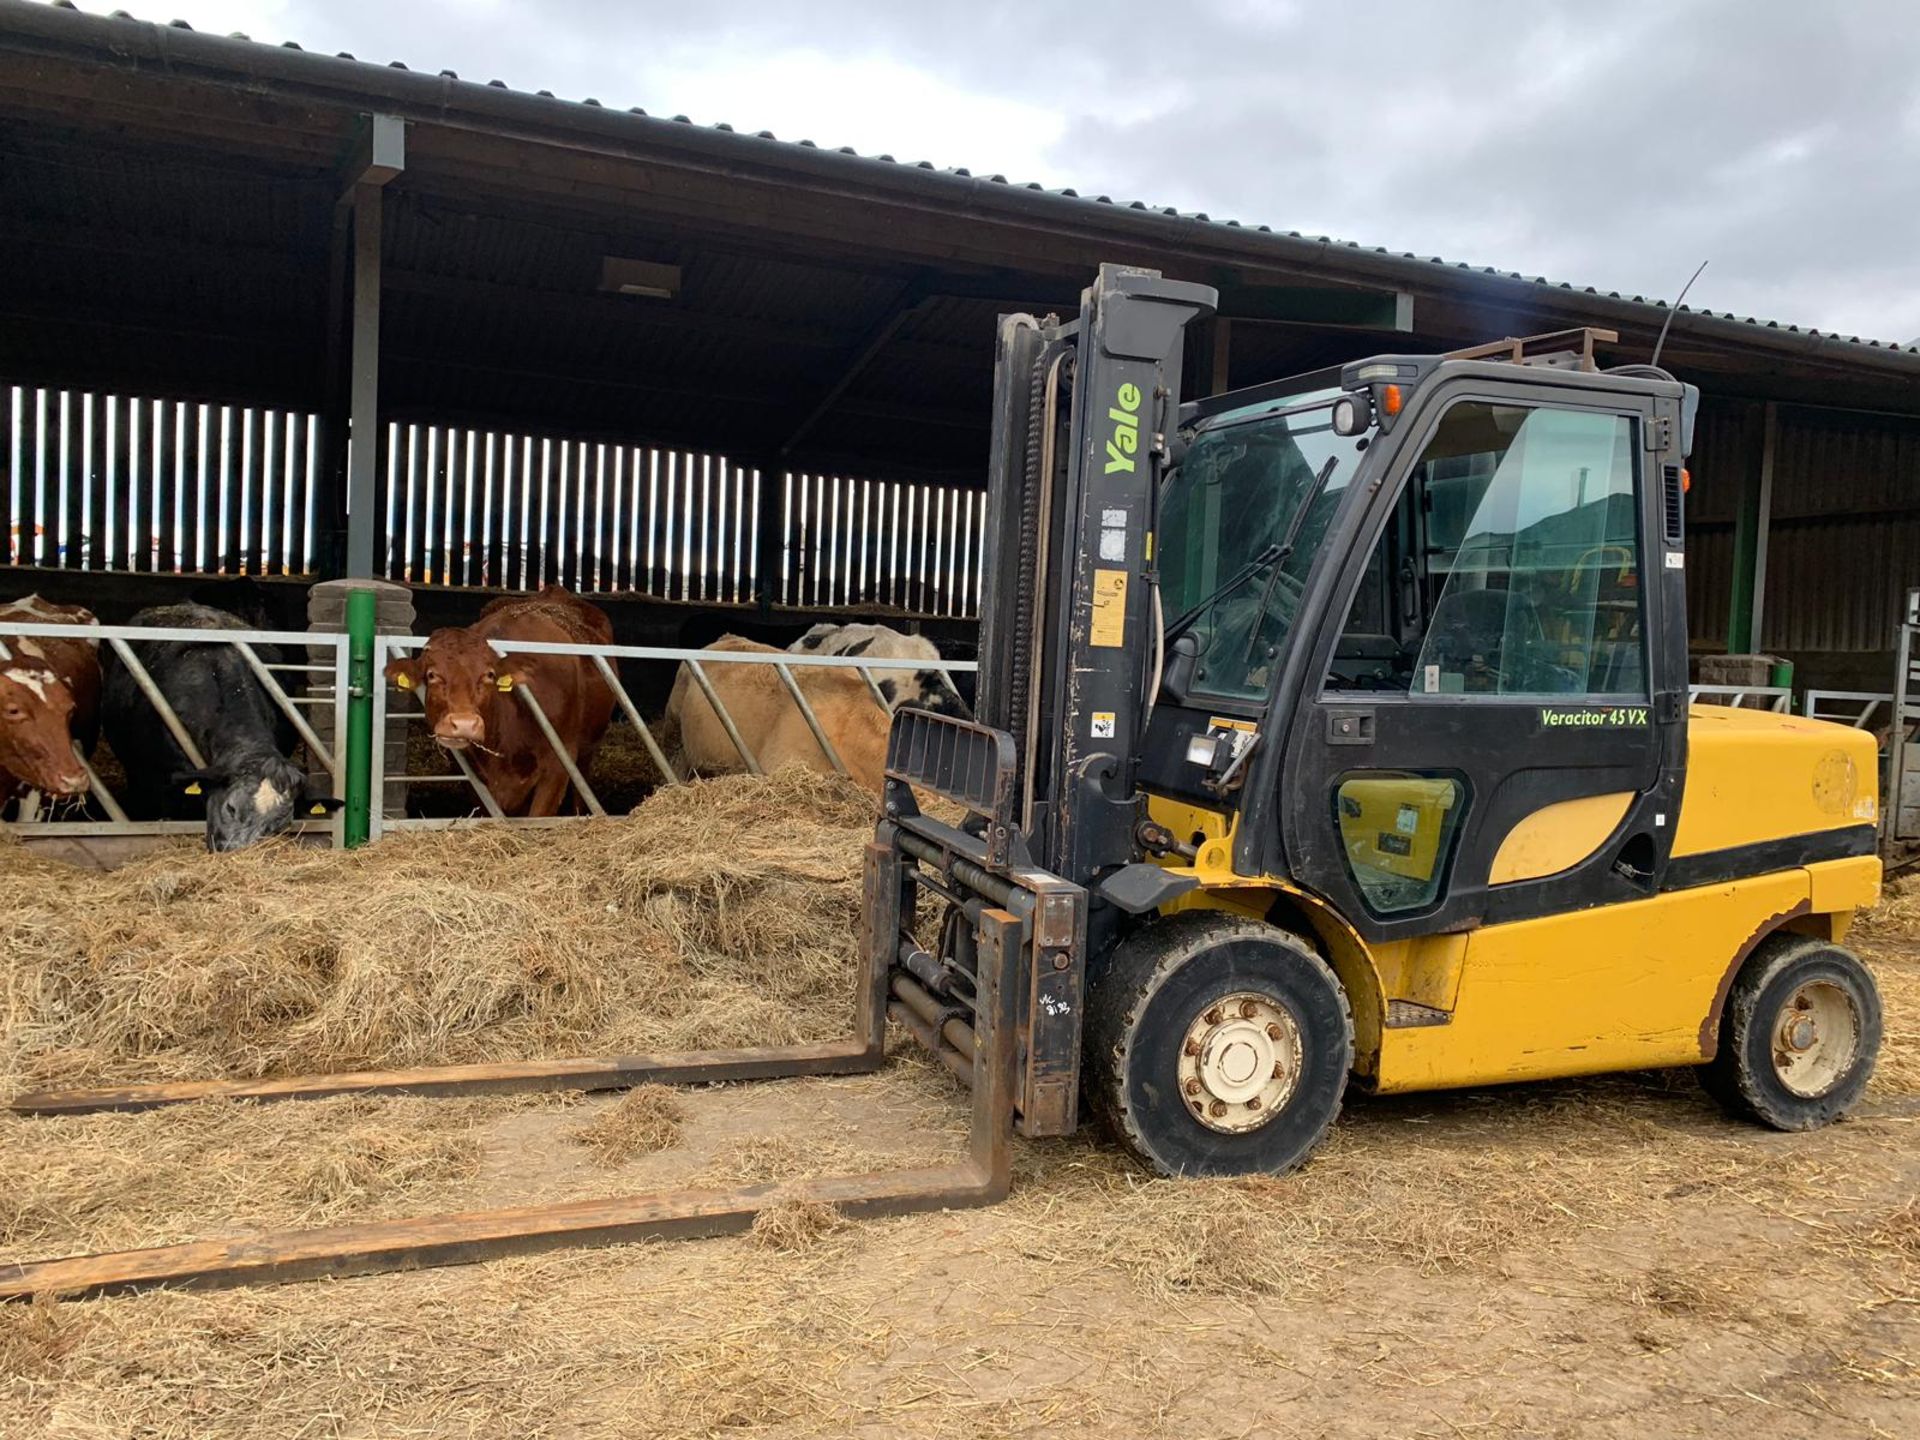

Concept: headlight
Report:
left=1330, top=391, right=1372, bottom=437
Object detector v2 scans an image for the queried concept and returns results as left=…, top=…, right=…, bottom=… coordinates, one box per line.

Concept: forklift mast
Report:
left=973, top=265, right=1217, bottom=888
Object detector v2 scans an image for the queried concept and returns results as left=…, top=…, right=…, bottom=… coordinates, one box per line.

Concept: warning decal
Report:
left=1090, top=568, right=1128, bottom=647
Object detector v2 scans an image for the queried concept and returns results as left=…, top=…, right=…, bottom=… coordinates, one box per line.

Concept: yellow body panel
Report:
left=1144, top=704, right=1883, bottom=1095
left=1675, top=705, right=1879, bottom=854
left=1373, top=855, right=1880, bottom=1092
left=1488, top=791, right=1633, bottom=883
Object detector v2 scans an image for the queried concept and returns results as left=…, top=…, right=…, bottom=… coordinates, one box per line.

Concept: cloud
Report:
left=66, top=0, right=1920, bottom=341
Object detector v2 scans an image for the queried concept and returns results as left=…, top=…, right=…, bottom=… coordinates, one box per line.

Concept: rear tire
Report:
left=1699, top=934, right=1882, bottom=1130
left=1085, top=911, right=1352, bottom=1178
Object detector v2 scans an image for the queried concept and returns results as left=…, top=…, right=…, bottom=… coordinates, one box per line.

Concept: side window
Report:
left=1334, top=772, right=1467, bottom=914
left=1325, top=401, right=1644, bottom=699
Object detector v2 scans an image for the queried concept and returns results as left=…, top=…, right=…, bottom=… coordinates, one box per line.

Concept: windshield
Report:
left=1159, top=387, right=1366, bottom=700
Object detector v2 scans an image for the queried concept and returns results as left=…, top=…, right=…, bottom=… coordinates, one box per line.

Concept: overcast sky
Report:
left=74, top=0, right=1920, bottom=344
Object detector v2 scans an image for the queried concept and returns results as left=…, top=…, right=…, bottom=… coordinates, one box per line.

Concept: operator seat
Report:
left=1421, top=588, right=1559, bottom=693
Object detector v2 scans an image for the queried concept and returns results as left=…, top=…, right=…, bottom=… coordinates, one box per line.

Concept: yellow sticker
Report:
left=1090, top=568, right=1128, bottom=648
left=1208, top=716, right=1258, bottom=734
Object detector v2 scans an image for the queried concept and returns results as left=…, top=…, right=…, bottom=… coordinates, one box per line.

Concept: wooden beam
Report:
left=1211, top=318, right=1232, bottom=395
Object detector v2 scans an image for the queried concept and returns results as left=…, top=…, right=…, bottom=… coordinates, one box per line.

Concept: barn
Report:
left=3, top=1, right=1918, bottom=691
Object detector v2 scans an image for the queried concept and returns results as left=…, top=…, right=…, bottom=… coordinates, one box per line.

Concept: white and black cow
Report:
left=788, top=623, right=971, bottom=718
left=102, top=603, right=340, bottom=851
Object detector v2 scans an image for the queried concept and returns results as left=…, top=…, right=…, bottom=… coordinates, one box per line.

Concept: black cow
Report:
left=102, top=603, right=341, bottom=851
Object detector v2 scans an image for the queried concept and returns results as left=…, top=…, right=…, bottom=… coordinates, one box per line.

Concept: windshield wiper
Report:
left=1164, top=542, right=1283, bottom=642
left=1240, top=455, right=1341, bottom=666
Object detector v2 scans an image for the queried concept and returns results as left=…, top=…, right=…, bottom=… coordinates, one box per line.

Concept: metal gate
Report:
left=1891, top=589, right=1920, bottom=845
left=0, top=620, right=349, bottom=854
left=371, top=635, right=976, bottom=838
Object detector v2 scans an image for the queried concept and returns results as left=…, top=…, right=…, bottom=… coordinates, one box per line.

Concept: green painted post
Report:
left=343, top=587, right=376, bottom=848
left=1728, top=490, right=1759, bottom=654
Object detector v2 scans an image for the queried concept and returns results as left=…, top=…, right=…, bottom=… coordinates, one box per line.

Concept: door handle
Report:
left=1326, top=709, right=1375, bottom=746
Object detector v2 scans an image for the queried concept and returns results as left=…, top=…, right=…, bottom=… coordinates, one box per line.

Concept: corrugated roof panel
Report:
left=13, top=0, right=1918, bottom=367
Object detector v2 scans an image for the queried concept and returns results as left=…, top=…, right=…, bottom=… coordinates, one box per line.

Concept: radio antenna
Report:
left=1649, top=259, right=1709, bottom=369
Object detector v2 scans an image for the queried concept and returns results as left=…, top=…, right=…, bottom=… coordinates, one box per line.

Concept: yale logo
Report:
left=1105, top=382, right=1143, bottom=474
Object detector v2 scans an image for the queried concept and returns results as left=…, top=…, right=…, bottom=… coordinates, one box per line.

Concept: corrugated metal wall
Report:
left=1684, top=399, right=1920, bottom=655
left=1763, top=408, right=1920, bottom=653
left=1681, top=397, right=1754, bottom=649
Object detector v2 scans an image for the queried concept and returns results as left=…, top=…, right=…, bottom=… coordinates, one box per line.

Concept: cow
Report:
left=789, top=622, right=973, bottom=717
left=667, top=630, right=969, bottom=794
left=0, top=595, right=100, bottom=803
left=383, top=584, right=615, bottom=817
left=102, top=603, right=340, bottom=851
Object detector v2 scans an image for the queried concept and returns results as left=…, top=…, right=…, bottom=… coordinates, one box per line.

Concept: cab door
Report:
left=1279, top=380, right=1688, bottom=941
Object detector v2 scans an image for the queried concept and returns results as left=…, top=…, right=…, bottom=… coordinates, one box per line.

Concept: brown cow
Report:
left=665, top=634, right=966, bottom=794
left=384, top=585, right=615, bottom=817
left=0, top=595, right=100, bottom=801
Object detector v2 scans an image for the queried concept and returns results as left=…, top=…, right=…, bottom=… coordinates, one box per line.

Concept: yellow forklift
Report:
left=876, top=264, right=1883, bottom=1177
left=2, top=266, right=1885, bottom=1298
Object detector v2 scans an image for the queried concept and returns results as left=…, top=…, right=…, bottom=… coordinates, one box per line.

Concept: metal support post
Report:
left=1728, top=400, right=1776, bottom=653
left=343, top=588, right=376, bottom=847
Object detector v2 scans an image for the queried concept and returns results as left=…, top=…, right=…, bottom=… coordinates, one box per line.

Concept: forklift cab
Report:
left=1144, top=347, right=1693, bottom=944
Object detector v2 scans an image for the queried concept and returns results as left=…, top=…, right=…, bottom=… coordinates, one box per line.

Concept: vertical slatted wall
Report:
left=382, top=421, right=986, bottom=616
left=2, top=384, right=319, bottom=575
left=3, top=390, right=984, bottom=616
left=780, top=471, right=983, bottom=616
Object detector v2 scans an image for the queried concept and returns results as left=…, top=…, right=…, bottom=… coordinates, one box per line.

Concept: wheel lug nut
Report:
left=1183, top=1038, right=1202, bottom=1057
left=1208, top=1100, right=1227, bottom=1118
left=1204, top=1007, right=1224, bottom=1026
left=1240, top=1000, right=1258, bottom=1019
left=1266, top=1023, right=1284, bottom=1040
left=1184, top=1078, right=1201, bottom=1096
left=1246, top=1097, right=1261, bottom=1111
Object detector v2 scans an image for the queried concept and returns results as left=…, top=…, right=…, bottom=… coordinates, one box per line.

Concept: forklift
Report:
left=877, top=264, right=1884, bottom=1177
left=2, top=266, right=1887, bottom=1299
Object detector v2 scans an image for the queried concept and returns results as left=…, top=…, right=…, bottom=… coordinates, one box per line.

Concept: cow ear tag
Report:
left=394, top=672, right=412, bottom=690
left=496, top=673, right=515, bottom=693
left=309, top=802, right=329, bottom=816
left=183, top=782, right=202, bottom=796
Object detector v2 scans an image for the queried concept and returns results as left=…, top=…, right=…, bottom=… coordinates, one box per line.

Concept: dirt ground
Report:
left=5, top=912, right=1917, bottom=1438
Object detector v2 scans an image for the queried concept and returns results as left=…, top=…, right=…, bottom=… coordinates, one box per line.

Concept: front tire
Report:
left=1085, top=911, right=1352, bottom=1177
left=1700, top=934, right=1882, bottom=1130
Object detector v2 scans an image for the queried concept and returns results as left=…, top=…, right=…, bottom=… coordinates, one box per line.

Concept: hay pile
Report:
left=0, top=1094, right=501, bottom=1260
left=568, top=1084, right=686, bottom=1166
left=0, top=768, right=875, bottom=1095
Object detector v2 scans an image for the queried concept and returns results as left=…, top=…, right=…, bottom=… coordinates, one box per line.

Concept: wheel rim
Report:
left=1177, top=992, right=1302, bottom=1134
left=1770, top=979, right=1860, bottom=1098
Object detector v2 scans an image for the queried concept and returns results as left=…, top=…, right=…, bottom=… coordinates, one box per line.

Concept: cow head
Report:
left=384, top=629, right=521, bottom=752
left=794, top=624, right=973, bottom=721
left=879, top=668, right=973, bottom=720
left=177, top=751, right=343, bottom=852
left=0, top=643, right=89, bottom=796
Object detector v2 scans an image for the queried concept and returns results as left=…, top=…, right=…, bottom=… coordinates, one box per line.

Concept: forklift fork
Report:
left=0, top=716, right=1049, bottom=1301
